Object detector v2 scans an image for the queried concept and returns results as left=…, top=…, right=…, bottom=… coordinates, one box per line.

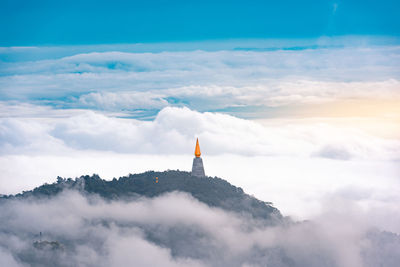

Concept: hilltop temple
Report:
left=191, top=138, right=205, bottom=177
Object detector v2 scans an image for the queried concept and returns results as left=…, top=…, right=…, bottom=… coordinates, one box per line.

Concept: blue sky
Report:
left=1, top=0, right=399, bottom=45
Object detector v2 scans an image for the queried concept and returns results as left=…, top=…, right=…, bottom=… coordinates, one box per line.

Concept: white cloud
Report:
left=78, top=91, right=169, bottom=110
left=1, top=47, right=399, bottom=115
left=0, top=190, right=399, bottom=267
left=0, top=247, right=23, bottom=267
left=1, top=106, right=398, bottom=160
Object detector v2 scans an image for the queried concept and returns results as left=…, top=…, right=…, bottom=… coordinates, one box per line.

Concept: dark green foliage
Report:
left=2, top=170, right=282, bottom=222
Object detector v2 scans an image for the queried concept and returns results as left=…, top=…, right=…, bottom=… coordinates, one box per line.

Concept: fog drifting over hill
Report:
left=0, top=189, right=399, bottom=267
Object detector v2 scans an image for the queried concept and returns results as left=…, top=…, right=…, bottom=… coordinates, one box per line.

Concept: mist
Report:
left=0, top=190, right=399, bottom=267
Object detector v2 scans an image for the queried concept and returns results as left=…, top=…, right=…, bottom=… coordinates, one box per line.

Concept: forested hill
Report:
left=2, top=170, right=283, bottom=223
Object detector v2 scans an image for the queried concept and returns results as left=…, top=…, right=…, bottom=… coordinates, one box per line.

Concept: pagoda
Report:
left=191, top=138, right=205, bottom=177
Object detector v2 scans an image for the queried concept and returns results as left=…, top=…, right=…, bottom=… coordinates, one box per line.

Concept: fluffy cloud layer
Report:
left=1, top=105, right=398, bottom=160
left=0, top=190, right=399, bottom=267
left=1, top=46, right=399, bottom=117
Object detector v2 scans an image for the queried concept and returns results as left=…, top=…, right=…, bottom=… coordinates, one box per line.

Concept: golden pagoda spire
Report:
left=194, top=138, right=201, bottom=157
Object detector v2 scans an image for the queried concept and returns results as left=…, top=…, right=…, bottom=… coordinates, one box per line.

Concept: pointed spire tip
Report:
left=195, top=138, right=201, bottom=157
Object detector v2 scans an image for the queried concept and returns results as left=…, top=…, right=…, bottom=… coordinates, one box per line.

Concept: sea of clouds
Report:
left=0, top=191, right=399, bottom=267
left=2, top=105, right=398, bottom=159
left=1, top=42, right=399, bottom=215
left=1, top=41, right=400, bottom=266
left=1, top=44, right=399, bottom=116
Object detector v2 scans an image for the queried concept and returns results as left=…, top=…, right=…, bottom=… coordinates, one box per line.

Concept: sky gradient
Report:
left=1, top=0, right=400, bottom=45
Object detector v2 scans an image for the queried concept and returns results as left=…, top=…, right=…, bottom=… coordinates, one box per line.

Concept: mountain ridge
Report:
left=1, top=170, right=283, bottom=223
